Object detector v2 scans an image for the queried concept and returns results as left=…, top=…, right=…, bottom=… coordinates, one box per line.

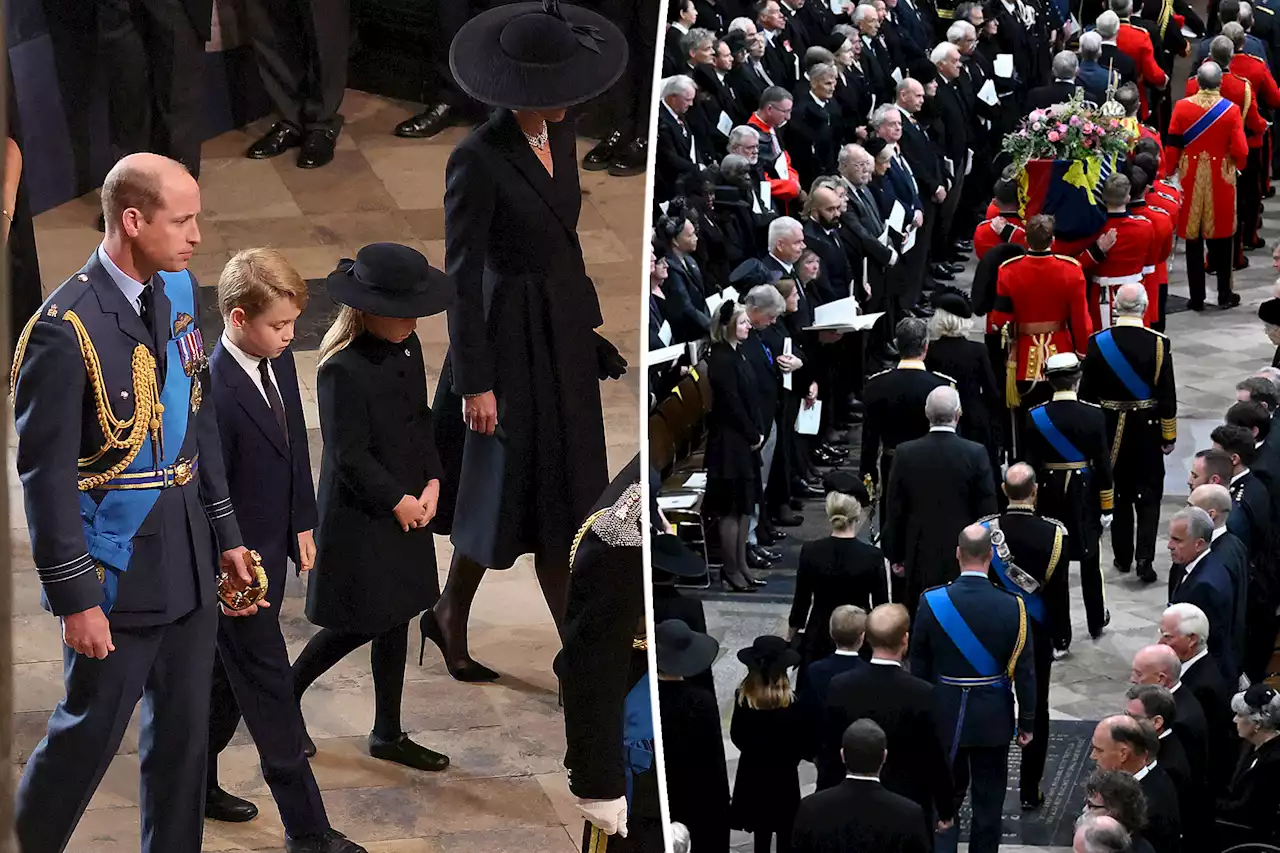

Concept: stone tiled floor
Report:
left=700, top=215, right=1280, bottom=853
left=12, top=88, right=645, bottom=852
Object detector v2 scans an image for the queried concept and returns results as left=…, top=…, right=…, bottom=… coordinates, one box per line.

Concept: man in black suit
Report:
left=893, top=77, right=952, bottom=287
left=1124, top=685, right=1193, bottom=827
left=757, top=0, right=802, bottom=88
left=885, top=386, right=998, bottom=611
left=803, top=184, right=853, bottom=304
left=1097, top=12, right=1141, bottom=85
left=655, top=75, right=707, bottom=203
left=1026, top=51, right=1091, bottom=111
left=1159, top=602, right=1236, bottom=791
left=1090, top=715, right=1182, bottom=853
left=980, top=463, right=1069, bottom=810
left=1186, top=483, right=1250, bottom=672
left=820, top=604, right=954, bottom=832
left=12, top=153, right=255, bottom=853
left=836, top=143, right=898, bottom=310
left=100, top=0, right=207, bottom=181
left=1167, top=507, right=1239, bottom=684
left=792, top=719, right=933, bottom=853
left=910, top=524, right=1036, bottom=853
left=1131, top=644, right=1210, bottom=786
left=930, top=42, right=972, bottom=266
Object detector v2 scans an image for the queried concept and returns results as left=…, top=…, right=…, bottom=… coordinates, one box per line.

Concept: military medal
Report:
left=172, top=312, right=194, bottom=336
left=190, top=375, right=202, bottom=413
left=175, top=327, right=209, bottom=377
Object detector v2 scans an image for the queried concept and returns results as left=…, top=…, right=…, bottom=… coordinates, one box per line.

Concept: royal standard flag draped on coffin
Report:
left=1016, top=153, right=1121, bottom=241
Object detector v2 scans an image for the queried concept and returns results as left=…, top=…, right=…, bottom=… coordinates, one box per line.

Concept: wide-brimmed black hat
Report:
left=729, top=258, right=783, bottom=289
left=864, top=137, right=889, bottom=158
left=325, top=243, right=453, bottom=319
left=822, top=471, right=871, bottom=506
left=825, top=32, right=851, bottom=54
left=653, top=533, right=705, bottom=579
left=737, top=635, right=800, bottom=679
left=1260, top=298, right=1280, bottom=326
left=655, top=619, right=720, bottom=677
left=449, top=0, right=629, bottom=110
left=930, top=286, right=973, bottom=319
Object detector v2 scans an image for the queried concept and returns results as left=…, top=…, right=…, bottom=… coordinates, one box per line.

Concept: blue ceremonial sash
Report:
left=923, top=587, right=1001, bottom=677
left=981, top=521, right=1047, bottom=624
left=1183, top=96, right=1233, bottom=148
left=1095, top=329, right=1152, bottom=399
left=1030, top=406, right=1087, bottom=464
left=622, top=675, right=655, bottom=806
left=77, top=270, right=196, bottom=613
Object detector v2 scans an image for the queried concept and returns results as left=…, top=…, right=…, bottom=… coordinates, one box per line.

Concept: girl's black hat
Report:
left=655, top=619, right=720, bottom=677
left=737, top=634, right=800, bottom=680
left=325, top=243, right=453, bottom=319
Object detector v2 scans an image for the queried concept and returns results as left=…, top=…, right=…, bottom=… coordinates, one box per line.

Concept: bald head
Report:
left=1074, top=815, right=1131, bottom=853
left=1189, top=483, right=1233, bottom=527
left=1198, top=60, right=1224, bottom=90
left=1114, top=283, right=1147, bottom=317
left=1131, top=643, right=1182, bottom=687
left=957, top=523, right=993, bottom=570
left=866, top=603, right=911, bottom=657
left=101, top=153, right=202, bottom=276
left=1004, top=462, right=1037, bottom=502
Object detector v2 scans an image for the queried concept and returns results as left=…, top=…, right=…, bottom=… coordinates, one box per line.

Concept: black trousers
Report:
left=946, top=745, right=1008, bottom=853
left=16, top=604, right=217, bottom=853
left=1110, top=488, right=1160, bottom=569
left=1243, top=590, right=1279, bottom=682
left=1236, top=147, right=1263, bottom=260
left=1080, top=549, right=1107, bottom=638
left=292, top=621, right=411, bottom=740
left=589, top=0, right=660, bottom=139
left=208, top=607, right=329, bottom=837
left=1185, top=236, right=1234, bottom=306
left=245, top=0, right=350, bottom=130
left=98, top=0, right=206, bottom=177
left=1019, top=620, right=1053, bottom=802
left=415, top=0, right=485, bottom=109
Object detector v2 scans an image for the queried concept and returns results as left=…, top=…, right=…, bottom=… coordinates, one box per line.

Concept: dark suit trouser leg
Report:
left=967, top=745, right=1009, bottom=853
left=1185, top=237, right=1207, bottom=306
left=1111, top=489, right=1135, bottom=568
left=1209, top=237, right=1235, bottom=302
left=1243, top=591, right=1278, bottom=682
left=99, top=0, right=154, bottom=168
left=214, top=606, right=330, bottom=837
left=1154, top=282, right=1168, bottom=332
left=138, top=0, right=205, bottom=178
left=1134, top=492, right=1160, bottom=567
left=300, top=0, right=350, bottom=128
left=17, top=605, right=217, bottom=853
left=1237, top=155, right=1261, bottom=262
left=245, top=0, right=349, bottom=130
left=1080, top=548, right=1107, bottom=637
left=1019, top=624, right=1052, bottom=802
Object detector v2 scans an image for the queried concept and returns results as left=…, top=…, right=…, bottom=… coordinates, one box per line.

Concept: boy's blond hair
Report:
left=217, top=248, right=309, bottom=320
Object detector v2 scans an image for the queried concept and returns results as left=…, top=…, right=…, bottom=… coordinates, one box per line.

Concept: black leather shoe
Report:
left=1020, top=791, right=1045, bottom=811
left=946, top=261, right=966, bottom=273
left=286, top=828, right=368, bottom=853
left=368, top=732, right=450, bottom=771
left=747, top=549, right=772, bottom=570
left=1219, top=293, right=1242, bottom=309
left=583, top=130, right=624, bottom=171
left=394, top=103, right=459, bottom=139
left=772, top=512, right=803, bottom=527
left=205, top=786, right=258, bottom=822
left=1114, top=561, right=1132, bottom=574
left=955, top=239, right=974, bottom=252
left=1187, top=300, right=1205, bottom=311
left=930, top=264, right=955, bottom=281
left=1136, top=561, right=1158, bottom=584
left=751, top=544, right=782, bottom=563
left=247, top=121, right=303, bottom=159
left=607, top=139, right=647, bottom=177
left=298, top=127, right=339, bottom=169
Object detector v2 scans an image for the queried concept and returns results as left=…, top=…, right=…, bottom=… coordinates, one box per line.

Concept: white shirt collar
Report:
left=834, top=649, right=863, bottom=656
left=671, top=22, right=689, bottom=33
left=663, top=101, right=684, bottom=124
left=1053, top=390, right=1078, bottom=401
left=870, top=658, right=902, bottom=666
left=1133, top=760, right=1157, bottom=781
left=811, top=90, right=828, bottom=107
left=1158, top=728, right=1171, bottom=739
left=960, top=569, right=989, bottom=577
left=1232, top=468, right=1251, bottom=485
left=845, top=773, right=881, bottom=782
left=1184, top=648, right=1209, bottom=671
left=1256, top=440, right=1265, bottom=449
left=97, top=243, right=148, bottom=316
left=1183, top=548, right=1210, bottom=579
left=770, top=253, right=795, bottom=273
left=930, top=425, right=957, bottom=433
left=1212, top=526, right=1228, bottom=541
left=1171, top=680, right=1183, bottom=693
left=219, top=332, right=277, bottom=404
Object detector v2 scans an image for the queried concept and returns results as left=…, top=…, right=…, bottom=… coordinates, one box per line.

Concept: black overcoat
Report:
left=308, top=331, right=443, bottom=634
left=433, top=108, right=609, bottom=569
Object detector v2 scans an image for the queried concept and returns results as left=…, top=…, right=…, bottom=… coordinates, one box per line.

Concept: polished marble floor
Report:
left=12, top=89, right=645, bottom=852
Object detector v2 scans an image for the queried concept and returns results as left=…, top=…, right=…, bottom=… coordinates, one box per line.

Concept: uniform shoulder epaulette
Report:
left=1079, top=399, right=1102, bottom=408
left=36, top=272, right=94, bottom=325
left=932, top=370, right=956, bottom=383
left=1148, top=203, right=1171, bottom=216
left=977, top=512, right=999, bottom=524
left=998, top=254, right=1026, bottom=268
left=1042, top=515, right=1069, bottom=532
left=867, top=367, right=892, bottom=381
left=1130, top=214, right=1150, bottom=223
left=1258, top=5, right=1273, bottom=13
left=570, top=482, right=643, bottom=565
left=1157, top=191, right=1178, bottom=202
left=1053, top=254, right=1082, bottom=266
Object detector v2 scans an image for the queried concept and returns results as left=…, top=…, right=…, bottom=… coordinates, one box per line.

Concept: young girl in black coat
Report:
left=292, top=243, right=454, bottom=773
left=729, top=636, right=808, bottom=853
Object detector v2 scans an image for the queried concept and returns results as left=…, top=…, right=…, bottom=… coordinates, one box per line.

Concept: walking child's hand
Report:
left=394, top=494, right=428, bottom=532
left=418, top=480, right=440, bottom=527
left=297, top=530, right=316, bottom=572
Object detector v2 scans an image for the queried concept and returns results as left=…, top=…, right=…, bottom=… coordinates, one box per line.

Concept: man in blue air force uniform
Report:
left=910, top=523, right=1036, bottom=853
left=11, top=153, right=255, bottom=853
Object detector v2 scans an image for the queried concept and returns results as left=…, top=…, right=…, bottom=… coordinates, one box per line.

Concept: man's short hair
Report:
left=930, top=42, right=959, bottom=64
left=1211, top=423, right=1258, bottom=467
left=1108, top=0, right=1134, bottom=15
left=1004, top=463, right=1036, bottom=501
left=1197, top=60, right=1225, bottom=90
left=101, top=156, right=182, bottom=230
left=1163, top=602, right=1210, bottom=649
left=871, top=103, right=900, bottom=128
left=662, top=75, right=696, bottom=98
left=1221, top=0, right=1242, bottom=24
left=1210, top=34, right=1235, bottom=65
left=1237, top=376, right=1279, bottom=410
left=1106, top=715, right=1158, bottom=759
left=767, top=215, right=803, bottom=249
left=1080, top=30, right=1103, bottom=58
left=830, top=605, right=868, bottom=648
left=1077, top=817, right=1133, bottom=853
left=895, top=77, right=920, bottom=100
left=1102, top=174, right=1130, bottom=207
left=681, top=27, right=715, bottom=58
left=853, top=3, right=879, bottom=24
left=1026, top=214, right=1055, bottom=249
left=1195, top=447, right=1235, bottom=482
left=759, top=86, right=793, bottom=110
left=1115, top=82, right=1141, bottom=116
left=805, top=45, right=837, bottom=70
left=895, top=317, right=929, bottom=357
left=925, top=385, right=961, bottom=426
left=1190, top=483, right=1233, bottom=521
left=1226, top=399, right=1271, bottom=441
left=1223, top=20, right=1247, bottom=48
left=993, top=177, right=1019, bottom=207
left=728, top=125, right=758, bottom=151
left=1084, top=769, right=1148, bottom=834
left=842, top=719, right=887, bottom=773
left=1052, top=50, right=1078, bottom=79
left=865, top=603, right=910, bottom=650
left=1125, top=683, right=1177, bottom=730
left=217, top=248, right=310, bottom=320
left=946, top=20, right=975, bottom=43
left=1096, top=10, right=1121, bottom=37
left=957, top=524, right=993, bottom=562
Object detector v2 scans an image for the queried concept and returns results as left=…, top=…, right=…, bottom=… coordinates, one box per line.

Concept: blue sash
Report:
left=1184, top=96, right=1233, bottom=148
left=981, top=521, right=1047, bottom=624
left=77, top=271, right=196, bottom=613
left=622, top=675, right=655, bottom=806
left=1030, top=406, right=1087, bottom=464
left=1095, top=329, right=1151, bottom=399
left=923, top=587, right=1001, bottom=677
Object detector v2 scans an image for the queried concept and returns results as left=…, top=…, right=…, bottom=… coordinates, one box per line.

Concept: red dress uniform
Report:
left=1137, top=124, right=1164, bottom=169
left=1187, top=71, right=1267, bottom=146
left=747, top=114, right=801, bottom=209
left=1230, top=52, right=1280, bottom=198
left=975, top=215, right=1028, bottom=334
left=1076, top=212, right=1156, bottom=329
left=1117, top=21, right=1170, bottom=118
left=1132, top=199, right=1175, bottom=325
left=1162, top=89, right=1249, bottom=240
left=989, top=250, right=1094, bottom=400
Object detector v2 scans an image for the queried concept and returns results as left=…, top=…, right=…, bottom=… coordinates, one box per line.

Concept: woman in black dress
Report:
left=705, top=300, right=765, bottom=591
left=429, top=1, right=631, bottom=681
left=925, top=287, right=1003, bottom=494
left=788, top=485, right=888, bottom=670
left=1218, top=685, right=1280, bottom=846
left=729, top=636, right=807, bottom=853
left=6, top=61, right=42, bottom=342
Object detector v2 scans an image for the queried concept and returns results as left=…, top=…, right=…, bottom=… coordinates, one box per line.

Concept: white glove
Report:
left=888, top=249, right=899, bottom=267
left=1100, top=513, right=1113, bottom=531
left=671, top=822, right=693, bottom=853
left=576, top=797, right=628, bottom=837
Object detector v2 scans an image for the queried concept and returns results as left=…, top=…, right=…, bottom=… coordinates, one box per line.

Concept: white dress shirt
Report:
left=220, top=332, right=280, bottom=407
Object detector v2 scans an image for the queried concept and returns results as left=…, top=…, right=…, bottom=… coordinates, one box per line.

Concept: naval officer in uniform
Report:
left=12, top=153, right=255, bottom=853
left=979, top=462, right=1069, bottom=812
left=910, top=523, right=1036, bottom=853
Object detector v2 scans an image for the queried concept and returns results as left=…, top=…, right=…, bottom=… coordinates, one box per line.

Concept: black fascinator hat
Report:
left=449, top=0, right=629, bottom=110
left=929, top=285, right=974, bottom=319
left=325, top=243, right=453, bottom=319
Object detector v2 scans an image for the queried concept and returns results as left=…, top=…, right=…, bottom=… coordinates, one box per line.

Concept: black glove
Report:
left=595, top=333, right=628, bottom=380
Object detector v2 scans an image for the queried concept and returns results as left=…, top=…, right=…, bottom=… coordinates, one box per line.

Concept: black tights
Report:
left=718, top=514, right=749, bottom=586
left=292, top=621, right=410, bottom=741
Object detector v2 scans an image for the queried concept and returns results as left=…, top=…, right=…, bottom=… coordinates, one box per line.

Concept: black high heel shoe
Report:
left=418, top=610, right=501, bottom=683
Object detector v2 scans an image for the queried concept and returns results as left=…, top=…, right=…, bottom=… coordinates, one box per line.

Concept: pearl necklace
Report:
left=523, top=121, right=549, bottom=151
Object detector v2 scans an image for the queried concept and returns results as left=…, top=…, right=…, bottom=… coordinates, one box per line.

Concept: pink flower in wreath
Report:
left=1109, top=119, right=1120, bottom=128
left=1033, top=122, right=1043, bottom=131
left=1056, top=123, right=1068, bottom=133
left=1048, top=130, right=1061, bottom=142
left=1030, top=109, right=1045, bottom=122
left=1070, top=115, right=1082, bottom=126
left=1083, top=122, right=1095, bottom=133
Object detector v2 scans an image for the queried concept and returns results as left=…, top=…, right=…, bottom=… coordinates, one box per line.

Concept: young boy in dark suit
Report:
left=206, top=248, right=365, bottom=853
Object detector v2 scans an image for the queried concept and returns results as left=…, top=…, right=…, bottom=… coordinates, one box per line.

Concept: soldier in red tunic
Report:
left=1227, top=22, right=1280, bottom=250
left=989, top=215, right=1095, bottom=453
left=1077, top=175, right=1157, bottom=331
left=1131, top=153, right=1178, bottom=331
left=974, top=178, right=1027, bottom=261
left=1164, top=61, right=1249, bottom=309
left=1114, top=4, right=1170, bottom=118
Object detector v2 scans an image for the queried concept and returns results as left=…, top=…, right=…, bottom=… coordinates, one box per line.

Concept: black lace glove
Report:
left=595, top=332, right=628, bottom=380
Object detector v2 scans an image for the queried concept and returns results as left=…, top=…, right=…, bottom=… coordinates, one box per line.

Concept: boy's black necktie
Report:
left=258, top=358, right=290, bottom=446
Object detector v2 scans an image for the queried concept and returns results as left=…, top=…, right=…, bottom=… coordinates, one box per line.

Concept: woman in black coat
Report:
left=1217, top=685, right=1280, bottom=847
left=788, top=487, right=888, bottom=670
left=658, top=211, right=713, bottom=343
left=705, top=301, right=765, bottom=591
left=924, top=290, right=1003, bottom=493
left=6, top=61, right=41, bottom=342
left=429, top=3, right=631, bottom=681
